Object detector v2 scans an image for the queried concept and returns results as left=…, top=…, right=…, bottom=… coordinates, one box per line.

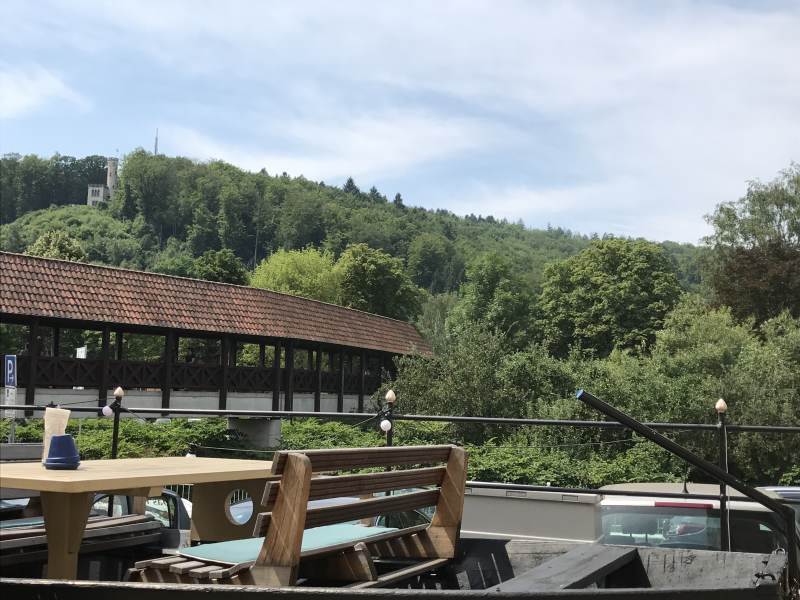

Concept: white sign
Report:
left=3, top=387, right=16, bottom=418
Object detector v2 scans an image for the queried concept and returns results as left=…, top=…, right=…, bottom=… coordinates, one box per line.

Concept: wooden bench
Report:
left=128, top=444, right=467, bottom=587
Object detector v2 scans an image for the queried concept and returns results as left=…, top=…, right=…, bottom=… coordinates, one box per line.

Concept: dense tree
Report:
left=250, top=247, right=340, bottom=303
left=537, top=238, right=682, bottom=356
left=342, top=177, right=360, bottom=196
left=0, top=205, right=141, bottom=267
left=389, top=295, right=799, bottom=483
left=450, top=252, right=533, bottom=344
left=275, top=189, right=326, bottom=249
left=110, top=149, right=184, bottom=243
left=26, top=230, right=87, bottom=261
left=0, top=153, right=107, bottom=224
left=149, top=238, right=195, bottom=277
left=192, top=248, right=248, bottom=285
left=705, top=164, right=800, bottom=322
left=414, top=293, right=459, bottom=354
left=334, top=243, right=422, bottom=320
left=3, top=150, right=706, bottom=324
left=406, top=232, right=465, bottom=293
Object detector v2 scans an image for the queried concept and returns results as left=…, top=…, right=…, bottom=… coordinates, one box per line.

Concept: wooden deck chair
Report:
left=128, top=444, right=467, bottom=587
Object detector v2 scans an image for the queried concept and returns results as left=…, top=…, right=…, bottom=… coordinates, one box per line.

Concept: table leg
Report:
left=41, top=491, right=93, bottom=580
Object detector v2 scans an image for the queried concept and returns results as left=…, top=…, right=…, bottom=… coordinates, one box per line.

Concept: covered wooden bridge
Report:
left=0, top=252, right=429, bottom=415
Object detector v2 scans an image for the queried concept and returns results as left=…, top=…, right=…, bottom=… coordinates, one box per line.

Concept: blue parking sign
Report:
left=4, top=355, right=16, bottom=388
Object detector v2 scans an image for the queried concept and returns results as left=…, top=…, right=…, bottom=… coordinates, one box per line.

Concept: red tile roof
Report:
left=0, top=252, right=430, bottom=356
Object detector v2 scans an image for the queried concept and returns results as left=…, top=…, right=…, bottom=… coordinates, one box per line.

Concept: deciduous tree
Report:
left=335, top=243, right=422, bottom=320
left=538, top=238, right=681, bottom=356
left=251, top=247, right=340, bottom=303
left=25, top=230, right=87, bottom=262
left=705, top=164, right=800, bottom=322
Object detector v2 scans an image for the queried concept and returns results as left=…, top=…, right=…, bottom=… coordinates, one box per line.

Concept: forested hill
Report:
left=0, top=150, right=703, bottom=295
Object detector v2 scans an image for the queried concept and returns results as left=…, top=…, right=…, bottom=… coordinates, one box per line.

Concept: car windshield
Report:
left=601, top=505, right=785, bottom=553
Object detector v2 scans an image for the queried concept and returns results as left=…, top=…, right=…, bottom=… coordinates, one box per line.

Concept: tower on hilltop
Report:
left=87, top=157, right=119, bottom=207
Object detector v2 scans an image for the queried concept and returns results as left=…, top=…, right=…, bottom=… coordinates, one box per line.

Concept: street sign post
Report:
left=4, top=354, right=16, bottom=387
left=4, top=355, right=17, bottom=440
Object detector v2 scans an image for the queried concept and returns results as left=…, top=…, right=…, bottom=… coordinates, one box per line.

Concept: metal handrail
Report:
left=1, top=404, right=798, bottom=434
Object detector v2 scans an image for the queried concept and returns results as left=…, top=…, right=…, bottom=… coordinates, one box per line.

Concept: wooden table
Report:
left=0, top=457, right=274, bottom=580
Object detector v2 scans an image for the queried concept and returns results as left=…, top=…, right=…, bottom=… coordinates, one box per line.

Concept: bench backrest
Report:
left=251, top=445, right=467, bottom=584
left=256, top=445, right=465, bottom=536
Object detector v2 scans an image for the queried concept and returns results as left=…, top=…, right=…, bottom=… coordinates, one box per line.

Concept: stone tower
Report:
left=106, top=157, right=119, bottom=195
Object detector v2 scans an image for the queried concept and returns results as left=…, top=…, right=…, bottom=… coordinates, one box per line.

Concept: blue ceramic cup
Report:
left=45, top=434, right=80, bottom=470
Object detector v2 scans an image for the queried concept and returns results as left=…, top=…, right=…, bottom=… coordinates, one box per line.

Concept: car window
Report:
left=376, top=510, right=431, bottom=529
left=601, top=506, right=785, bottom=553
left=90, top=494, right=128, bottom=518
left=145, top=497, right=173, bottom=527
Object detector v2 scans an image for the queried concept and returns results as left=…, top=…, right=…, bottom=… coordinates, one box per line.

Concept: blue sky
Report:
left=1, top=1, right=798, bottom=243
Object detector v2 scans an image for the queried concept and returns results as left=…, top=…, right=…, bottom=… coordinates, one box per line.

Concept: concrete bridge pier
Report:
left=226, top=418, right=282, bottom=449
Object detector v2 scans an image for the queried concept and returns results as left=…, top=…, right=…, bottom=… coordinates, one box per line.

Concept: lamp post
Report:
left=109, top=386, right=125, bottom=460
left=380, top=389, right=396, bottom=447
left=102, top=386, right=124, bottom=517
left=716, top=398, right=730, bottom=551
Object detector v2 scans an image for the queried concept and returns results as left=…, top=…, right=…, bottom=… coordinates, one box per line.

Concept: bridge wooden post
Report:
left=115, top=332, right=123, bottom=360
left=98, top=326, right=110, bottom=406
left=219, top=336, right=230, bottom=410
left=163, top=332, right=175, bottom=409
left=337, top=349, right=345, bottom=413
left=284, top=341, right=295, bottom=412
left=259, top=341, right=266, bottom=368
left=358, top=351, right=366, bottom=413
left=272, top=341, right=282, bottom=411
left=52, top=326, right=60, bottom=357
left=25, top=319, right=39, bottom=416
left=314, top=346, right=322, bottom=412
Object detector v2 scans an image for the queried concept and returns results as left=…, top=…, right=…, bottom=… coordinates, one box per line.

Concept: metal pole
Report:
left=108, top=390, right=123, bottom=517
left=717, top=400, right=731, bottom=552
left=576, top=389, right=798, bottom=586
left=386, top=403, right=394, bottom=448
left=110, top=397, right=122, bottom=459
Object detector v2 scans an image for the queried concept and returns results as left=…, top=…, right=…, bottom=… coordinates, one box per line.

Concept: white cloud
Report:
left=0, top=64, right=88, bottom=119
left=163, top=111, right=508, bottom=182
left=1, top=1, right=798, bottom=242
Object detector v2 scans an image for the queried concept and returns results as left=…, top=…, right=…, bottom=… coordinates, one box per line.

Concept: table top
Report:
left=0, top=457, right=273, bottom=493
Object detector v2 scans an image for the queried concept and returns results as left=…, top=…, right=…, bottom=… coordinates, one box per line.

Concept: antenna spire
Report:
left=154, top=128, right=159, bottom=155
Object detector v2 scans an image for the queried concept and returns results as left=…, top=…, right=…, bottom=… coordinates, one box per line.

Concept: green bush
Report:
left=1, top=418, right=245, bottom=459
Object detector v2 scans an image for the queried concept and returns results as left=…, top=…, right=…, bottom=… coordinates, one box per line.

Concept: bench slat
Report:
left=261, top=466, right=446, bottom=509
left=188, top=564, right=224, bottom=579
left=170, top=560, right=208, bottom=574
left=304, top=490, right=440, bottom=529
left=134, top=555, right=186, bottom=570
left=271, top=446, right=454, bottom=474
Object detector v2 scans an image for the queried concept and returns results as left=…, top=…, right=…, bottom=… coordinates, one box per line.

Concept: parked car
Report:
left=600, top=483, right=789, bottom=553
left=761, top=486, right=800, bottom=529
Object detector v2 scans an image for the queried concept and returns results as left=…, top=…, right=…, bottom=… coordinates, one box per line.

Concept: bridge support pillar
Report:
left=226, top=418, right=281, bottom=449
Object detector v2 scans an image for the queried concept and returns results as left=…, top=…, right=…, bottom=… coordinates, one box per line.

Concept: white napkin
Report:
left=42, top=406, right=71, bottom=463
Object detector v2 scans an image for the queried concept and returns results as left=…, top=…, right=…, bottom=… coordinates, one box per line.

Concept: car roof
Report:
left=599, top=482, right=786, bottom=512
left=600, top=482, right=746, bottom=497
left=760, top=486, right=800, bottom=499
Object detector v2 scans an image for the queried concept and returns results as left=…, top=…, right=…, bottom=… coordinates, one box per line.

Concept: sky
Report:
left=0, top=1, right=798, bottom=243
